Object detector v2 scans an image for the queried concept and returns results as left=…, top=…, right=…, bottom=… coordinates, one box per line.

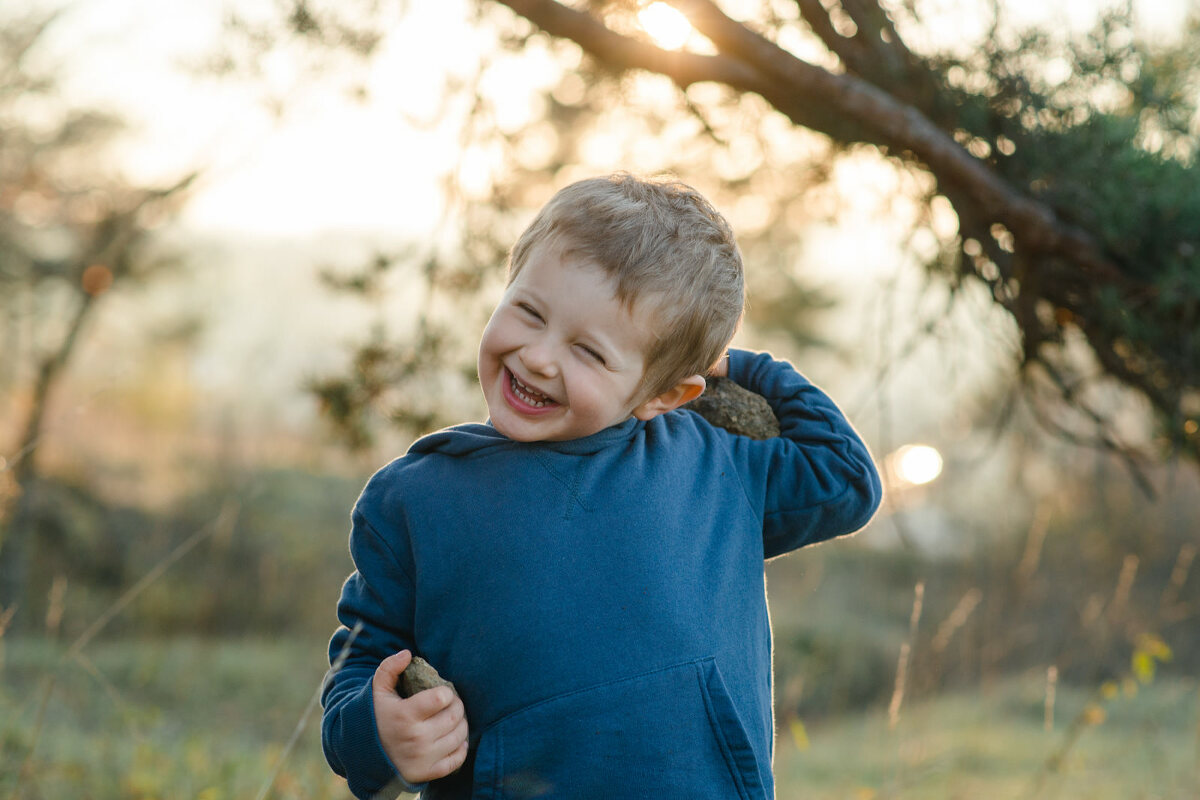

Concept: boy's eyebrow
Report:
left=509, top=286, right=543, bottom=308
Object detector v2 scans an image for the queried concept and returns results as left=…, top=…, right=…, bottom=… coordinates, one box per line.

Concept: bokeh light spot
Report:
left=893, top=444, right=943, bottom=486
left=638, top=2, right=693, bottom=50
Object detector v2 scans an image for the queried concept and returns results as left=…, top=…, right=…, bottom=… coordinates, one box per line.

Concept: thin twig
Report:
left=1033, top=685, right=1105, bottom=793
left=1044, top=665, right=1058, bottom=733
left=1161, top=543, right=1196, bottom=611
left=1016, top=502, right=1052, bottom=583
left=65, top=501, right=239, bottom=661
left=253, top=620, right=363, bottom=800
left=9, top=673, right=57, bottom=800
left=1106, top=555, right=1139, bottom=625
left=888, top=580, right=925, bottom=730
left=8, top=501, right=241, bottom=797
left=931, top=587, right=982, bottom=654
left=0, top=604, right=16, bottom=639
left=70, top=649, right=141, bottom=737
left=677, top=83, right=730, bottom=146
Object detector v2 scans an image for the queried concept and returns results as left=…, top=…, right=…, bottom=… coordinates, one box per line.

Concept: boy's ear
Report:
left=632, top=374, right=706, bottom=421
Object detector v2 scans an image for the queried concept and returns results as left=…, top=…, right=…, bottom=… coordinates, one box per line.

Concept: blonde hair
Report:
left=508, top=173, right=744, bottom=399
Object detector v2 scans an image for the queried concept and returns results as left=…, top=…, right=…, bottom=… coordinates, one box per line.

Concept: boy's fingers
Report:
left=431, top=715, right=468, bottom=753
left=419, top=695, right=466, bottom=739
left=403, top=685, right=457, bottom=719
left=427, top=739, right=469, bottom=780
left=372, top=650, right=413, bottom=694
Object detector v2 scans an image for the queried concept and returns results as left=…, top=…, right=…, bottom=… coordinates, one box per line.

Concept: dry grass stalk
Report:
left=9, top=500, right=241, bottom=798
left=65, top=501, right=239, bottom=660
left=1161, top=542, right=1196, bottom=610
left=888, top=581, right=925, bottom=731
left=888, top=643, right=911, bottom=732
left=0, top=603, right=16, bottom=640
left=1044, top=665, right=1058, bottom=732
left=1017, top=503, right=1052, bottom=582
left=1194, top=686, right=1200, bottom=785
left=1034, top=685, right=1106, bottom=793
left=254, top=620, right=364, bottom=800
left=931, top=587, right=982, bottom=654
left=1107, top=554, right=1139, bottom=622
left=44, top=575, right=67, bottom=638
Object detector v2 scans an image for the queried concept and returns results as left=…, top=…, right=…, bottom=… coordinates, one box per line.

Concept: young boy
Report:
left=321, top=173, right=882, bottom=799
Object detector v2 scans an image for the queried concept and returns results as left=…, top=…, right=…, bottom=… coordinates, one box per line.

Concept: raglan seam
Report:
left=354, top=508, right=416, bottom=586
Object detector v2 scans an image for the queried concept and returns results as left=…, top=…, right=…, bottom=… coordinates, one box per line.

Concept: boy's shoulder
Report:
left=359, top=423, right=508, bottom=496
left=408, top=421, right=512, bottom=457
left=645, top=405, right=744, bottom=458
left=351, top=424, right=519, bottom=539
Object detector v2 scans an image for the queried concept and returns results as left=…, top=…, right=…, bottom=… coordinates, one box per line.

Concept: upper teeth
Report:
left=511, top=372, right=550, bottom=407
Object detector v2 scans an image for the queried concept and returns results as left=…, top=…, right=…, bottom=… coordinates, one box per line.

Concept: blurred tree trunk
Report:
left=0, top=179, right=193, bottom=616
left=0, top=291, right=99, bottom=611
left=0, top=12, right=197, bottom=616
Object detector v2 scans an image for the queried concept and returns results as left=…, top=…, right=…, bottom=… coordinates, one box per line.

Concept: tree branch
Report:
left=668, top=0, right=1136, bottom=288
left=792, top=0, right=871, bottom=75
left=491, top=0, right=882, bottom=144
left=840, top=0, right=917, bottom=78
left=494, top=0, right=1140, bottom=295
left=491, top=0, right=768, bottom=90
left=486, top=0, right=1192, bottom=460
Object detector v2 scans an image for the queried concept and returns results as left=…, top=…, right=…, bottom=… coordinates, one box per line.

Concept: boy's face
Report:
left=477, top=241, right=659, bottom=442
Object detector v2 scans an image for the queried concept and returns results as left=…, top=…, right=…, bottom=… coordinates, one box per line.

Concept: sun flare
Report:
left=891, top=444, right=944, bottom=487
left=637, top=2, right=694, bottom=50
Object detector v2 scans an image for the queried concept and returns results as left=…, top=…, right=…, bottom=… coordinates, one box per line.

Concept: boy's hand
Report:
left=372, top=651, right=469, bottom=784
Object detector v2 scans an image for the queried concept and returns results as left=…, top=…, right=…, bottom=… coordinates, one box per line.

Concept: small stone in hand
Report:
left=398, top=655, right=456, bottom=698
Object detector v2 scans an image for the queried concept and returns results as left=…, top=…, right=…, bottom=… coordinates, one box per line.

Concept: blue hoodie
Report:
left=321, top=349, right=882, bottom=799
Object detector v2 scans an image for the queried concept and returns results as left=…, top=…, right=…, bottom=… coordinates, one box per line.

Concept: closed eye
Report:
left=516, top=302, right=543, bottom=322
left=577, top=344, right=606, bottom=366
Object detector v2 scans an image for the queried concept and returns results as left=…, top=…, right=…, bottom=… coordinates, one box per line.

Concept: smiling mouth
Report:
left=506, top=368, right=559, bottom=409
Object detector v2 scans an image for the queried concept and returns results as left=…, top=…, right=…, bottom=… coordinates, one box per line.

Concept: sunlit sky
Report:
left=39, top=0, right=487, bottom=235
left=41, top=0, right=1188, bottom=237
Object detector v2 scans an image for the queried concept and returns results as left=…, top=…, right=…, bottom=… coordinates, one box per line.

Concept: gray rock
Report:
left=685, top=376, right=780, bottom=440
left=398, top=655, right=455, bottom=698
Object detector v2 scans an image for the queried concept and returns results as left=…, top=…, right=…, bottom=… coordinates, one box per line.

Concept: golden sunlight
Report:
left=891, top=444, right=944, bottom=487
left=637, top=2, right=694, bottom=50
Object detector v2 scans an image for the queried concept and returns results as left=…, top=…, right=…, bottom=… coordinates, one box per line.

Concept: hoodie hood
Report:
left=409, top=416, right=646, bottom=458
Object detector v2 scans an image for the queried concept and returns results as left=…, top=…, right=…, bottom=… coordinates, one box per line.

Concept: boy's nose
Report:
left=519, top=342, right=559, bottom=378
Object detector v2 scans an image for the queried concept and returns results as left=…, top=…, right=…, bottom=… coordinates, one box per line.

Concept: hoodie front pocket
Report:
left=470, top=657, right=766, bottom=799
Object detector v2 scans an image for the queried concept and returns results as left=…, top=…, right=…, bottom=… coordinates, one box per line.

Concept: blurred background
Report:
left=1, top=0, right=1198, bottom=797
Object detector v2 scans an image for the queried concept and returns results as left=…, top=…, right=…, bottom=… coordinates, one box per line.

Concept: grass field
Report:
left=1, top=637, right=340, bottom=799
left=3, top=636, right=1197, bottom=799
left=774, top=674, right=1200, bottom=799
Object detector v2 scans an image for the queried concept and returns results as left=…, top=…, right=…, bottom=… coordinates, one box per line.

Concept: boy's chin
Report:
left=486, top=405, right=549, bottom=442
left=488, top=407, right=585, bottom=443
left=491, top=418, right=539, bottom=442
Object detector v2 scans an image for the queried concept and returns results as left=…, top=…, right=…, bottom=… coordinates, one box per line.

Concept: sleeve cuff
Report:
left=335, top=680, right=429, bottom=797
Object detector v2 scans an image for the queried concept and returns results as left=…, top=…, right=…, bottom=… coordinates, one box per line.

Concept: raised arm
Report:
left=723, top=348, right=882, bottom=559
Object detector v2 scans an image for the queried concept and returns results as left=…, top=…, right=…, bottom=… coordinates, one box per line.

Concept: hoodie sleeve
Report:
left=723, top=348, right=882, bottom=559
left=321, top=476, right=428, bottom=798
